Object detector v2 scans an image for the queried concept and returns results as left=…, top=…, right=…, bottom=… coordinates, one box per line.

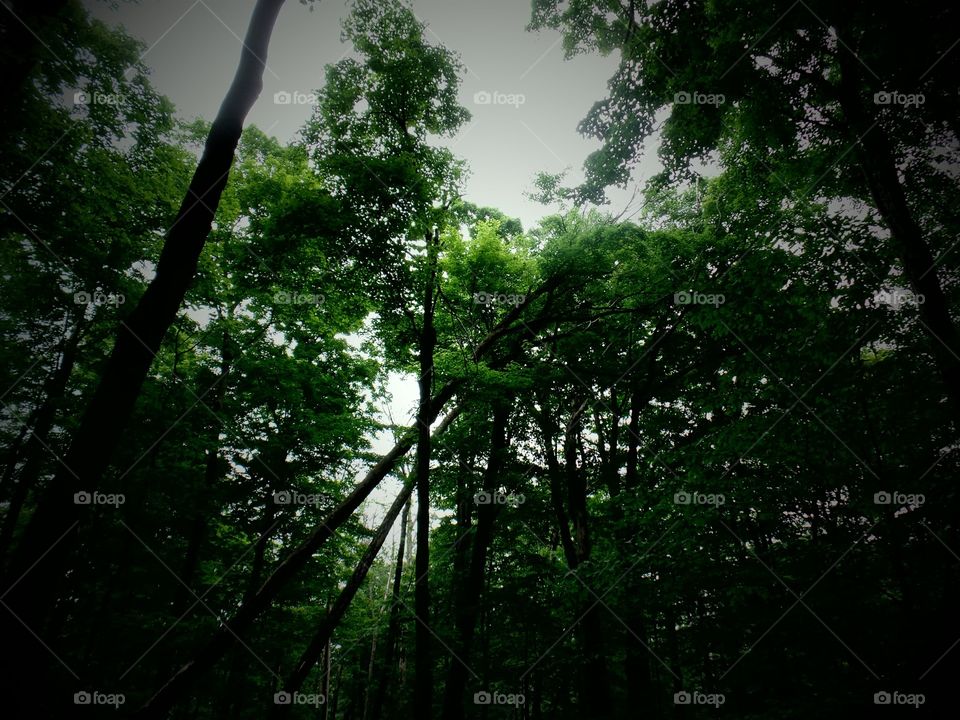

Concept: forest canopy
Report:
left=0, top=0, right=958, bottom=718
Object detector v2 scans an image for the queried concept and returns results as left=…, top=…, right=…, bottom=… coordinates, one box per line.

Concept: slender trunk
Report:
left=137, top=279, right=548, bottom=717
left=836, top=47, right=960, bottom=414
left=414, top=229, right=439, bottom=718
left=441, top=405, right=508, bottom=720
left=271, top=478, right=416, bottom=719
left=329, top=661, right=344, bottom=720
left=565, top=408, right=614, bottom=718
left=0, top=318, right=83, bottom=561
left=363, top=637, right=377, bottom=720
left=622, top=370, right=657, bottom=717
left=0, top=4, right=287, bottom=714
left=537, top=397, right=577, bottom=568
left=368, top=498, right=411, bottom=720
left=176, top=332, right=232, bottom=611
left=137, top=406, right=462, bottom=718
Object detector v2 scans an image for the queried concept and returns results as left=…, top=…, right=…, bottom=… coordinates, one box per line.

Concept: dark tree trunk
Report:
left=836, top=47, right=960, bottom=415
left=0, top=318, right=83, bottom=561
left=414, top=229, right=439, bottom=718
left=368, top=497, right=411, bottom=720
left=564, top=405, right=615, bottom=719
left=0, top=4, right=288, bottom=714
left=137, top=280, right=547, bottom=717
left=270, top=478, right=417, bottom=719
left=137, top=405, right=462, bottom=718
left=176, top=332, right=232, bottom=613
left=441, top=404, right=508, bottom=720
left=536, top=395, right=577, bottom=568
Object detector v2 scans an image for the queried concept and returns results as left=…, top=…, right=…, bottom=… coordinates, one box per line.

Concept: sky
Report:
left=85, top=0, right=660, bottom=230
left=81, top=0, right=662, bottom=521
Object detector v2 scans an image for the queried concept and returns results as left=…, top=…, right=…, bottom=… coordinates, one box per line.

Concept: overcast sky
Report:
left=85, top=0, right=660, bottom=230
left=81, top=0, right=661, bottom=521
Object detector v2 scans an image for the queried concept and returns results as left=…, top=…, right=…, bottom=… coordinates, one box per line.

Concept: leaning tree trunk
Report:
left=137, top=406, right=462, bottom=718
left=270, top=477, right=417, bottom=719
left=836, top=47, right=960, bottom=415
left=0, top=2, right=287, bottom=715
left=137, top=285, right=551, bottom=717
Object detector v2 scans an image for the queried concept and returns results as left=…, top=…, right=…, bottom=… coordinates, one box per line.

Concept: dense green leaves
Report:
left=0, top=1, right=956, bottom=718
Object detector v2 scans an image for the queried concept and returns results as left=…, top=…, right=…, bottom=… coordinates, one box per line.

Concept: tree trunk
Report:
left=564, top=406, right=615, bottom=719
left=270, top=478, right=417, bottom=719
left=176, top=331, right=232, bottom=613
left=368, top=497, right=411, bottom=720
left=137, top=405, right=462, bottom=718
left=0, top=317, right=83, bottom=561
left=414, top=228, right=439, bottom=718
left=0, top=4, right=288, bottom=714
left=441, top=404, right=508, bottom=720
left=137, top=279, right=548, bottom=717
left=836, top=47, right=960, bottom=414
